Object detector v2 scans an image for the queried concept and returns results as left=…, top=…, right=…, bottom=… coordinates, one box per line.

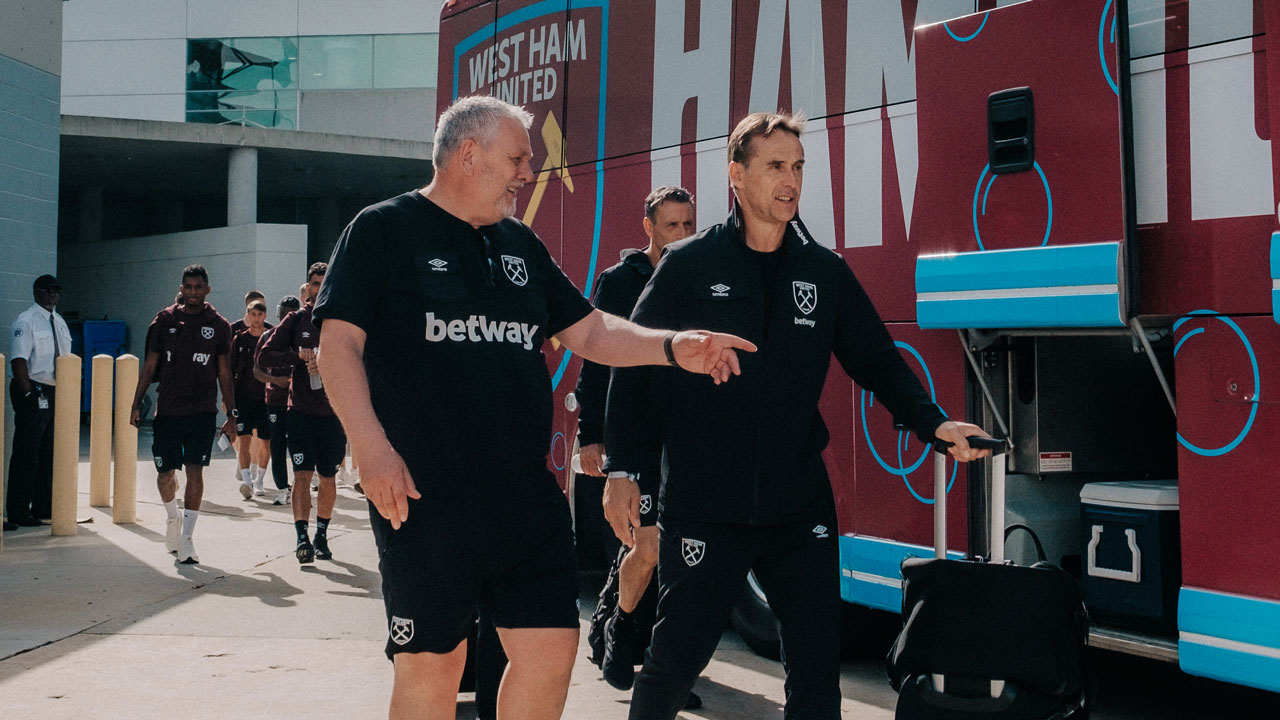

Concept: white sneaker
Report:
left=253, top=476, right=265, bottom=496
left=311, top=475, right=319, bottom=490
left=238, top=479, right=253, bottom=499
left=273, top=487, right=292, bottom=506
left=337, top=467, right=351, bottom=486
left=165, top=517, right=181, bottom=554
left=177, top=536, right=199, bottom=564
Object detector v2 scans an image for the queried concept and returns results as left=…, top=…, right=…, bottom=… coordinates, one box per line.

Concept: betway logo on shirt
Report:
left=425, top=313, right=539, bottom=350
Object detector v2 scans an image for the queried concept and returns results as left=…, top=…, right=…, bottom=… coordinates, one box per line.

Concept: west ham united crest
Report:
left=501, top=255, right=528, bottom=286
left=793, top=281, right=817, bottom=315
left=681, top=537, right=706, bottom=567
left=292, top=453, right=305, bottom=466
left=390, top=616, right=414, bottom=645
left=639, top=494, right=652, bottom=515
left=201, top=326, right=215, bottom=340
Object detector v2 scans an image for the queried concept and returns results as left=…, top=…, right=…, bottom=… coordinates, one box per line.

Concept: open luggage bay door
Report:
left=912, top=0, right=1135, bottom=330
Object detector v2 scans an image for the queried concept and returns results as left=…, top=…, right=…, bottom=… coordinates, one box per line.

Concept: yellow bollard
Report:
left=112, top=355, right=139, bottom=524
left=89, top=354, right=113, bottom=507
left=1, top=351, right=5, bottom=554
left=50, top=353, right=82, bottom=536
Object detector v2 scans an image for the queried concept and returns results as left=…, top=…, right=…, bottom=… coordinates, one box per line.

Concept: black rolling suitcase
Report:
left=886, top=438, right=1091, bottom=720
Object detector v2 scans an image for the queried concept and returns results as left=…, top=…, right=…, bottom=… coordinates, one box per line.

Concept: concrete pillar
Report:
left=51, top=354, right=82, bottom=536
left=113, top=355, right=138, bottom=524
left=77, top=185, right=104, bottom=243
left=89, top=354, right=113, bottom=507
left=227, top=146, right=258, bottom=226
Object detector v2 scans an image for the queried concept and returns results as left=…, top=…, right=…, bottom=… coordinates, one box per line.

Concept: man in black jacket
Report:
left=604, top=112, right=990, bottom=720
left=574, top=187, right=699, bottom=694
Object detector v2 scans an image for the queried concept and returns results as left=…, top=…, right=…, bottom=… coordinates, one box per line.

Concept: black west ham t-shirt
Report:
left=313, top=191, right=593, bottom=495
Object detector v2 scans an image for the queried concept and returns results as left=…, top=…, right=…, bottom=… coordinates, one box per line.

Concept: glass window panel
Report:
left=298, top=35, right=373, bottom=90
left=373, top=34, right=437, bottom=89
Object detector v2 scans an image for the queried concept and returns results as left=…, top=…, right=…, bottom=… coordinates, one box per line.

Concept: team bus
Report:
left=438, top=0, right=1280, bottom=695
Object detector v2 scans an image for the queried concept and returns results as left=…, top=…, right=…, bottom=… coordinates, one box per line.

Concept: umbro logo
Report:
left=710, top=283, right=730, bottom=297
left=301, top=332, right=311, bottom=338
left=812, top=524, right=829, bottom=539
left=429, top=258, right=448, bottom=271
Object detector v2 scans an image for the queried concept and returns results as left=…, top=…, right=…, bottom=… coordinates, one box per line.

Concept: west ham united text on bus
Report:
left=466, top=20, right=590, bottom=105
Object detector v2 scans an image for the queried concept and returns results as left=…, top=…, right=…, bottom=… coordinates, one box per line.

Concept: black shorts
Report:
left=374, top=477, right=579, bottom=659
left=635, top=470, right=660, bottom=527
left=152, top=412, right=217, bottom=472
left=266, top=404, right=286, bottom=440
left=287, top=411, right=346, bottom=476
left=234, top=394, right=270, bottom=438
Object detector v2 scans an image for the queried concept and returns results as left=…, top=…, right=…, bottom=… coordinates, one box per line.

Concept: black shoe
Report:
left=313, top=534, right=332, bottom=560
left=601, top=608, right=640, bottom=690
left=3, top=521, right=17, bottom=531
left=296, top=537, right=315, bottom=564
left=684, top=691, right=703, bottom=710
left=13, top=515, right=42, bottom=528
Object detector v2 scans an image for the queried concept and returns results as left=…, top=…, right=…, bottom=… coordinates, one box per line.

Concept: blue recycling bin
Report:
left=76, top=321, right=127, bottom=412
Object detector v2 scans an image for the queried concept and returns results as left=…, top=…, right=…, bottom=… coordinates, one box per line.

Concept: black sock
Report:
left=295, top=520, right=309, bottom=543
left=316, top=516, right=330, bottom=539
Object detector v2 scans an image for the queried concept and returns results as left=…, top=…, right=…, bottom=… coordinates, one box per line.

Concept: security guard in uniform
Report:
left=6, top=274, right=71, bottom=529
left=604, top=112, right=991, bottom=720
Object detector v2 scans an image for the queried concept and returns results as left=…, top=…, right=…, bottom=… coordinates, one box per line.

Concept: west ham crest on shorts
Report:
left=639, top=494, right=652, bottom=516
left=292, top=453, right=305, bottom=466
left=793, top=281, right=817, bottom=315
left=153, top=456, right=163, bottom=469
left=390, top=616, right=414, bottom=646
left=501, top=255, right=528, bottom=286
left=681, top=537, right=705, bottom=567
left=201, top=326, right=215, bottom=340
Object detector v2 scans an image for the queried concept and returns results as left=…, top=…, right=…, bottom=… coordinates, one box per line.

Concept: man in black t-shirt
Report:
left=312, top=95, right=755, bottom=720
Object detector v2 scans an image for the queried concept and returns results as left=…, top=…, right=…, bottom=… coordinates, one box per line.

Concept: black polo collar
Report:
left=724, top=199, right=814, bottom=258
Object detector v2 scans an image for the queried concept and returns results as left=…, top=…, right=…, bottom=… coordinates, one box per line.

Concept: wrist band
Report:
left=663, top=332, right=678, bottom=367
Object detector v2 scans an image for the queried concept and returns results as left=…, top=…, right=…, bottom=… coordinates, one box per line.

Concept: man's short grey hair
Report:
left=433, top=95, right=534, bottom=167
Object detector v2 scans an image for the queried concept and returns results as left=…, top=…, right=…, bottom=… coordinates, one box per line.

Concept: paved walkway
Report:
left=0, top=438, right=896, bottom=719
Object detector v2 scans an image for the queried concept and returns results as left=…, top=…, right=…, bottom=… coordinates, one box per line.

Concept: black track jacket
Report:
left=604, top=205, right=948, bottom=525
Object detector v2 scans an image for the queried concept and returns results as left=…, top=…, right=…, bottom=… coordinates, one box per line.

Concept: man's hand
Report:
left=935, top=421, right=992, bottom=462
left=602, top=475, right=641, bottom=547
left=357, top=438, right=422, bottom=530
left=299, top=347, right=320, bottom=374
left=130, top=405, right=141, bottom=428
left=221, top=414, right=238, bottom=441
left=671, top=330, right=758, bottom=384
left=578, top=443, right=606, bottom=477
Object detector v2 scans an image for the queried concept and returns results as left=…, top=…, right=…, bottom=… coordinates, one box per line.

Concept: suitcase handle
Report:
left=932, top=436, right=1009, bottom=453
left=930, top=436, right=1008, bottom=563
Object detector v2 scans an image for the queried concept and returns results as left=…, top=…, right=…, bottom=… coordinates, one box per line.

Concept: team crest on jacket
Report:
left=639, top=494, right=652, bottom=515
left=501, top=255, right=528, bottom=286
left=201, top=326, right=215, bottom=340
left=682, top=537, right=706, bottom=567
left=390, top=616, right=414, bottom=645
left=793, top=281, right=817, bottom=315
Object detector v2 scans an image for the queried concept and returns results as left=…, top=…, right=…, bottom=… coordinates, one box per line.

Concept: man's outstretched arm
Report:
left=556, top=309, right=756, bottom=385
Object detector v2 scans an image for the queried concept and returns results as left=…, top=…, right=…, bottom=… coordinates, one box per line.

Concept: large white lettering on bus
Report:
left=465, top=18, right=590, bottom=105
left=649, top=0, right=732, bottom=230
left=844, top=0, right=970, bottom=249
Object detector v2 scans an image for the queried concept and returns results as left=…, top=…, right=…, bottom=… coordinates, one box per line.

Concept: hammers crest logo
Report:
left=292, top=453, right=305, bottom=466
left=681, top=538, right=706, bottom=567
left=793, top=281, right=817, bottom=315
left=201, top=326, right=215, bottom=340
left=390, top=616, right=414, bottom=646
left=639, top=494, right=652, bottom=515
left=501, top=255, right=528, bottom=286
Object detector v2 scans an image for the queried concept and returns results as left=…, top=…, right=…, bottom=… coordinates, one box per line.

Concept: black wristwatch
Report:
left=663, top=332, right=678, bottom=367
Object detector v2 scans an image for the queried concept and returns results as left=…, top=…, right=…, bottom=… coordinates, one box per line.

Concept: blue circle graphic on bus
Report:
left=1172, top=311, right=1260, bottom=457
left=944, top=13, right=989, bottom=42
left=860, top=341, right=957, bottom=504
left=550, top=432, right=567, bottom=471
left=1098, top=0, right=1120, bottom=95
left=971, top=162, right=1053, bottom=250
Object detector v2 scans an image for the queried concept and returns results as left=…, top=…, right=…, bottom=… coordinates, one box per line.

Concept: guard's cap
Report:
left=33, top=274, right=62, bottom=292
